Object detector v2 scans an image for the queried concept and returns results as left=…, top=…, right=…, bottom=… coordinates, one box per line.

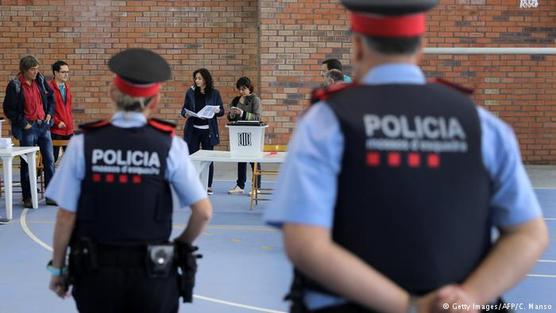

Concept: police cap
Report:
left=341, top=0, right=439, bottom=37
left=108, top=48, right=171, bottom=97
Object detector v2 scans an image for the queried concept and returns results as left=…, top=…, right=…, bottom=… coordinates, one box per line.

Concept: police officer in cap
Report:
left=46, top=48, right=212, bottom=312
left=265, top=1, right=548, bottom=312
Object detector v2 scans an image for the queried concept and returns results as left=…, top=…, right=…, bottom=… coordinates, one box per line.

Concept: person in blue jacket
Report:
left=181, top=68, right=225, bottom=194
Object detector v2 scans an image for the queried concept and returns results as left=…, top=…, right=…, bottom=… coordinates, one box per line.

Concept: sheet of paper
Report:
left=184, top=106, right=219, bottom=119
left=184, top=108, right=201, bottom=119
left=196, top=105, right=220, bottom=119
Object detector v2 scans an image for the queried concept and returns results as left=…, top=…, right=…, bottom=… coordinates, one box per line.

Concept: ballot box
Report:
left=226, top=121, right=268, bottom=158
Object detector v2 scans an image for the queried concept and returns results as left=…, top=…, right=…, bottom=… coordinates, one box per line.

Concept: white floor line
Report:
left=527, top=274, right=556, bottom=278
left=24, top=220, right=279, bottom=233
left=206, top=225, right=277, bottom=232
left=19, top=209, right=286, bottom=313
left=544, top=217, right=556, bottom=221
left=20, top=209, right=53, bottom=252
left=193, top=295, right=285, bottom=313
left=538, top=259, right=556, bottom=263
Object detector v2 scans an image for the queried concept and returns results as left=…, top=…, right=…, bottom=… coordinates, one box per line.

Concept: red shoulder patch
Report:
left=78, top=119, right=110, bottom=131
left=310, top=83, right=358, bottom=104
left=148, top=118, right=176, bottom=136
left=429, top=78, right=474, bottom=95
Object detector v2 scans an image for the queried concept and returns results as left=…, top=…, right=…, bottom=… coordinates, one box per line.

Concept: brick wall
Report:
left=1, top=0, right=555, bottom=163
left=0, top=0, right=259, bottom=149
left=258, top=0, right=351, bottom=144
left=423, top=0, right=556, bottom=164
left=258, top=0, right=556, bottom=164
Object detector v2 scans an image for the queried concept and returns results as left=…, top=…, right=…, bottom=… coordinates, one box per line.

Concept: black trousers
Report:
left=185, top=128, right=214, bottom=187
left=51, top=133, right=73, bottom=162
left=311, top=303, right=373, bottom=313
left=237, top=162, right=261, bottom=189
left=72, top=266, right=179, bottom=313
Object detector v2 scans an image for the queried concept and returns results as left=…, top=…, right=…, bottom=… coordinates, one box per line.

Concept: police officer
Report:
left=45, top=48, right=212, bottom=313
left=264, top=1, right=548, bottom=312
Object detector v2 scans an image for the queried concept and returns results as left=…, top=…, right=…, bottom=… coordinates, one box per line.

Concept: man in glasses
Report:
left=49, top=60, right=74, bottom=163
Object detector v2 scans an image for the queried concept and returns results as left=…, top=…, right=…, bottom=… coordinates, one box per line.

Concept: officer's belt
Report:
left=96, top=244, right=147, bottom=267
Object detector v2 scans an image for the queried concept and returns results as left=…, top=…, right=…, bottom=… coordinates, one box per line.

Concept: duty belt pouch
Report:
left=146, top=244, right=175, bottom=278
left=70, top=237, right=99, bottom=276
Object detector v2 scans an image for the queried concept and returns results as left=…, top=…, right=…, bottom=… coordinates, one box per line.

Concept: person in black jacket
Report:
left=3, top=55, right=56, bottom=207
left=180, top=68, right=225, bottom=195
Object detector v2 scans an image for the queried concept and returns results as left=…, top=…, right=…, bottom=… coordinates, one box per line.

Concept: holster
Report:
left=285, top=270, right=309, bottom=313
left=175, top=241, right=202, bottom=303
left=69, top=237, right=99, bottom=278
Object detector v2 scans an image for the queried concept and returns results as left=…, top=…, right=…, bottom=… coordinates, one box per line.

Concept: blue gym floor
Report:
left=0, top=181, right=555, bottom=313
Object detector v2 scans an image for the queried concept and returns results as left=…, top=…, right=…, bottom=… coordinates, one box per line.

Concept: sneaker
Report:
left=228, top=185, right=244, bottom=194
left=45, top=198, right=57, bottom=206
left=207, top=187, right=214, bottom=195
left=22, top=198, right=33, bottom=208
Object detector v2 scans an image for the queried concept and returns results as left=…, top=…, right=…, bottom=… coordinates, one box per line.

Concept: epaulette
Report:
left=429, top=78, right=474, bottom=95
left=310, top=83, right=357, bottom=104
left=148, top=118, right=176, bottom=135
left=79, top=119, right=110, bottom=131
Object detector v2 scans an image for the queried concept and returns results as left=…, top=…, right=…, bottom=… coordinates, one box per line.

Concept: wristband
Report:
left=46, top=260, right=67, bottom=276
left=407, top=295, right=418, bottom=313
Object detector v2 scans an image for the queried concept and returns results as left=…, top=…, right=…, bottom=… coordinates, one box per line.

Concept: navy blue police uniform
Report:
left=264, top=0, right=539, bottom=312
left=45, top=49, right=203, bottom=313
left=297, top=81, right=492, bottom=313
left=71, top=118, right=180, bottom=313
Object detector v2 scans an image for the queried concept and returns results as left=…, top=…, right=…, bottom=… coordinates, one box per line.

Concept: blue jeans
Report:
left=20, top=121, right=55, bottom=199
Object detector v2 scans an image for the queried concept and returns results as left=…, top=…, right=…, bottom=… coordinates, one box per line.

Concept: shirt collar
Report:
left=111, top=111, right=147, bottom=128
left=361, top=64, right=426, bottom=85
left=18, top=73, right=34, bottom=86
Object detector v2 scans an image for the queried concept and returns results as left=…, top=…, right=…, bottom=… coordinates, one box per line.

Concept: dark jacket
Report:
left=180, top=86, right=224, bottom=146
left=3, top=72, right=55, bottom=140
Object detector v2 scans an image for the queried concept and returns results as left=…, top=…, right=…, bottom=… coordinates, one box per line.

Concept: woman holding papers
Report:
left=181, top=68, right=225, bottom=194
left=227, top=76, right=262, bottom=194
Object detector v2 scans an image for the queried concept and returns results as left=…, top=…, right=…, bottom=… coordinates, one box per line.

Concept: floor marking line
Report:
left=193, top=295, right=286, bottom=313
left=527, top=274, right=556, bottom=278
left=24, top=220, right=279, bottom=232
left=544, top=218, right=556, bottom=221
left=538, top=259, right=556, bottom=263
left=20, top=209, right=286, bottom=313
left=20, top=209, right=53, bottom=252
